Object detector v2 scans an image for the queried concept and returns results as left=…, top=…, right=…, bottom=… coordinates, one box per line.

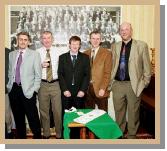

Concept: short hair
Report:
left=40, top=31, right=53, bottom=39
left=41, top=31, right=53, bottom=36
left=89, top=30, right=101, bottom=38
left=17, top=31, right=31, bottom=42
left=69, top=36, right=81, bottom=45
left=119, top=22, right=133, bottom=32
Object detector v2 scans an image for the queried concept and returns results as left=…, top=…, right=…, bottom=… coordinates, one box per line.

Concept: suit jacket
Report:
left=58, top=51, right=90, bottom=96
left=5, top=48, right=11, bottom=94
left=84, top=47, right=112, bottom=98
left=110, top=39, right=152, bottom=97
left=7, top=48, right=42, bottom=99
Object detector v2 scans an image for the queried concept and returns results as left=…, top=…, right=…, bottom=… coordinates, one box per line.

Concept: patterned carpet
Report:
left=24, top=127, right=154, bottom=139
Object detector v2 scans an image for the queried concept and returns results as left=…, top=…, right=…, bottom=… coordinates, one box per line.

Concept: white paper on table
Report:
left=73, top=109, right=106, bottom=124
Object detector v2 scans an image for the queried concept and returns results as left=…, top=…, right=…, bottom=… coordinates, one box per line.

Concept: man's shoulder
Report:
left=36, top=47, right=44, bottom=53
left=9, top=49, right=17, bottom=55
left=27, top=49, right=40, bottom=58
left=79, top=52, right=89, bottom=59
left=113, top=41, right=122, bottom=46
left=83, top=48, right=91, bottom=54
left=99, top=47, right=112, bottom=54
left=59, top=52, right=69, bottom=58
left=133, top=39, right=147, bottom=46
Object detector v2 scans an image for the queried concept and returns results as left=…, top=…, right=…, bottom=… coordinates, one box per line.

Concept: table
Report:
left=63, top=109, right=122, bottom=139
left=68, top=122, right=95, bottom=139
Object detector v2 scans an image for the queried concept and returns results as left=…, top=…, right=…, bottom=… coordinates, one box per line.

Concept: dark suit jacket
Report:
left=58, top=51, right=90, bottom=96
left=5, top=48, right=11, bottom=94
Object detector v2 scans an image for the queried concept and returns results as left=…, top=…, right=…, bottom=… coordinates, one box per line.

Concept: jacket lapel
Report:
left=12, top=50, right=18, bottom=65
left=21, top=48, right=31, bottom=66
left=86, top=49, right=91, bottom=59
left=115, top=42, right=122, bottom=66
left=129, top=40, right=137, bottom=62
left=75, top=51, right=82, bottom=70
left=67, top=51, right=73, bottom=69
left=93, top=47, right=103, bottom=65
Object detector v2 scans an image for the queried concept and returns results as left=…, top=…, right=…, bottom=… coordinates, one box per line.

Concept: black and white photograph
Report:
left=10, top=5, right=121, bottom=51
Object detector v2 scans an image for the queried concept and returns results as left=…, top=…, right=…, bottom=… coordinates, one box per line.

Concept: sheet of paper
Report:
left=73, top=109, right=106, bottom=124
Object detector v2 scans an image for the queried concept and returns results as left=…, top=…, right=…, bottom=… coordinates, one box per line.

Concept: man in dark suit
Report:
left=58, top=36, right=90, bottom=110
left=5, top=47, right=14, bottom=139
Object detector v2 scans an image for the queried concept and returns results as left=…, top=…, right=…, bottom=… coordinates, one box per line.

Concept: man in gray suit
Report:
left=7, top=31, right=42, bottom=139
left=110, top=22, right=151, bottom=138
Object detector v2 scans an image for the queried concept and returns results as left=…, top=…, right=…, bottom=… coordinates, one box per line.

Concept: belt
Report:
left=42, top=79, right=59, bottom=83
left=115, top=78, right=130, bottom=81
left=14, top=82, right=22, bottom=86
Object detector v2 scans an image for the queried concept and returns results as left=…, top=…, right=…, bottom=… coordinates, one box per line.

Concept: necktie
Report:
left=46, top=49, right=53, bottom=82
left=119, top=45, right=126, bottom=80
left=72, top=55, right=77, bottom=85
left=72, top=55, right=77, bottom=67
left=15, top=51, right=23, bottom=85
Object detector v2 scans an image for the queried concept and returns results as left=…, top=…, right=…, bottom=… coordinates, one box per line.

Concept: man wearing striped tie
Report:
left=37, top=31, right=62, bottom=139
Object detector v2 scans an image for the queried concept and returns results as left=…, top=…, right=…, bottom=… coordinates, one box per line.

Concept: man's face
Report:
left=119, top=24, right=132, bottom=41
left=18, top=35, right=30, bottom=49
left=69, top=40, right=80, bottom=53
left=41, top=33, right=53, bottom=48
left=90, top=33, right=101, bottom=48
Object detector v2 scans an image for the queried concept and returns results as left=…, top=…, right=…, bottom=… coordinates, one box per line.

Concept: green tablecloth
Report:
left=63, top=109, right=122, bottom=139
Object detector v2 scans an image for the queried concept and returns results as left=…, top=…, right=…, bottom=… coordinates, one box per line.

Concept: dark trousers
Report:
left=62, top=87, right=85, bottom=139
left=85, top=84, right=108, bottom=112
left=62, top=95, right=85, bottom=110
left=8, top=83, right=41, bottom=139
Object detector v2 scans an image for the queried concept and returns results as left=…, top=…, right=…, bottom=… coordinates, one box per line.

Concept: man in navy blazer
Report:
left=7, top=31, right=42, bottom=139
left=58, top=36, right=90, bottom=110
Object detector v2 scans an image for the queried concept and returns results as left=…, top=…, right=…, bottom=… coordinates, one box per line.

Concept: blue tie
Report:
left=119, top=45, right=126, bottom=80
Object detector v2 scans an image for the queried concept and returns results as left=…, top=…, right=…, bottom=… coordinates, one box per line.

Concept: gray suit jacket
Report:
left=7, top=48, right=42, bottom=99
left=110, top=39, right=152, bottom=97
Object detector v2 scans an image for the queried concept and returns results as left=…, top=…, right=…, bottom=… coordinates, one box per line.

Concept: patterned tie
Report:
left=119, top=45, right=126, bottom=80
left=15, top=51, right=23, bottom=85
left=72, top=55, right=77, bottom=85
left=72, top=55, right=77, bottom=67
left=46, top=49, right=53, bottom=82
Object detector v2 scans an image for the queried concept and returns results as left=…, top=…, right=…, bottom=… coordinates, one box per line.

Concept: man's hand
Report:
left=77, top=91, right=85, bottom=97
left=64, top=90, right=71, bottom=97
left=42, top=61, right=49, bottom=68
left=98, top=89, right=105, bottom=97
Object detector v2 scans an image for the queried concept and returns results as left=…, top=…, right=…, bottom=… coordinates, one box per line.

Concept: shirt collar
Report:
left=91, top=46, right=100, bottom=53
left=44, top=46, right=52, bottom=52
left=70, top=51, right=78, bottom=56
left=122, top=38, right=132, bottom=47
left=19, top=48, right=26, bottom=54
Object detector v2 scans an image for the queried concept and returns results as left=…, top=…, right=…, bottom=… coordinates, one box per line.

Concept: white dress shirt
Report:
left=91, top=46, right=99, bottom=59
left=70, top=51, right=78, bottom=61
left=37, top=46, right=61, bottom=80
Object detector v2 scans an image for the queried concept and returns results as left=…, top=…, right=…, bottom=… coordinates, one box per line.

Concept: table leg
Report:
left=88, top=131, right=95, bottom=139
left=80, top=127, right=86, bottom=139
